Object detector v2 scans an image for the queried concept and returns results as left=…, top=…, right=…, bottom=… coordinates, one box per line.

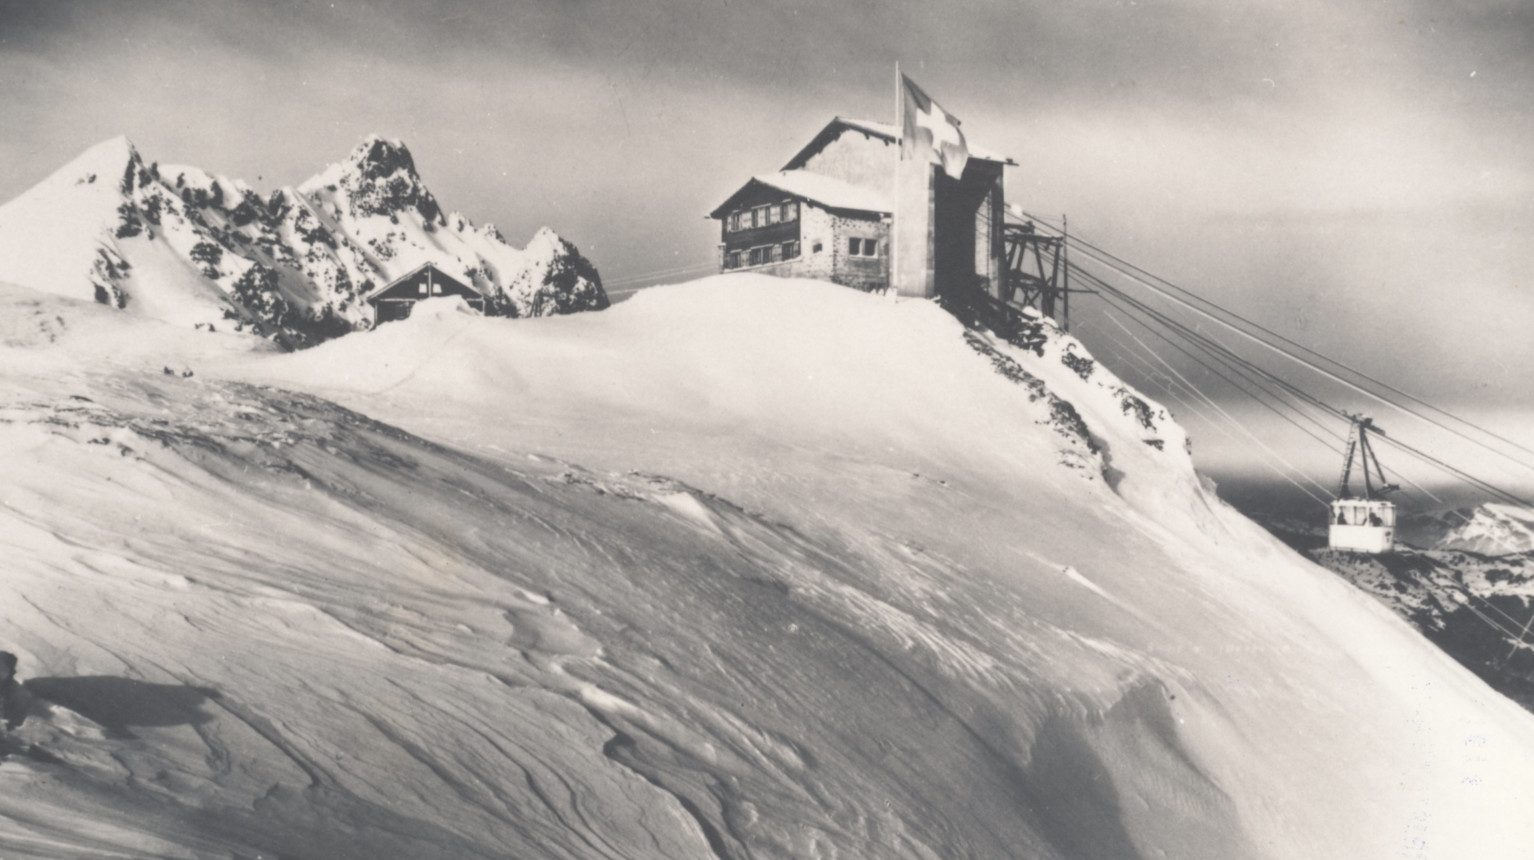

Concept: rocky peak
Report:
left=349, top=135, right=418, bottom=183
left=299, top=134, right=442, bottom=224
left=496, top=227, right=608, bottom=318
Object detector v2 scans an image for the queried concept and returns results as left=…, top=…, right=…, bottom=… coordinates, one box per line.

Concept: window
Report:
left=849, top=238, right=878, bottom=257
left=812, top=241, right=823, bottom=253
left=748, top=247, right=762, bottom=266
left=728, top=212, right=740, bottom=232
left=781, top=201, right=798, bottom=222
left=418, top=282, right=429, bottom=296
left=750, top=208, right=761, bottom=229
left=766, top=205, right=779, bottom=225
left=727, top=250, right=741, bottom=269
left=783, top=241, right=799, bottom=259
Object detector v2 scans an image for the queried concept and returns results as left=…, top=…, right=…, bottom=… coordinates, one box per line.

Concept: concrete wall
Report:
left=893, top=158, right=935, bottom=298
left=894, top=157, right=1007, bottom=300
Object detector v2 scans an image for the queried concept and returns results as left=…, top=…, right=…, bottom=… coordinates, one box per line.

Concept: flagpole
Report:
left=892, top=61, right=900, bottom=296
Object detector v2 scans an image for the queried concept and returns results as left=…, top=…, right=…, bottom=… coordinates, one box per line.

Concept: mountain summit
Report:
left=299, top=135, right=446, bottom=226
left=0, top=135, right=608, bottom=347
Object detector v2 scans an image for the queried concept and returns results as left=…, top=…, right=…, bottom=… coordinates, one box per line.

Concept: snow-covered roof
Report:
left=756, top=171, right=891, bottom=213
left=709, top=171, right=891, bottom=219
left=783, top=116, right=1013, bottom=170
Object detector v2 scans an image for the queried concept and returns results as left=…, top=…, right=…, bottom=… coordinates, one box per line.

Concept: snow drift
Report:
left=0, top=136, right=607, bottom=348
left=1, top=274, right=1532, bottom=859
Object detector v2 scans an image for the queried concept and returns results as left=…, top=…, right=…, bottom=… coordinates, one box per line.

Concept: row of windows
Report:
left=726, top=241, right=801, bottom=269
left=727, top=201, right=799, bottom=232
left=1333, top=503, right=1397, bottom=527
left=847, top=237, right=882, bottom=257
left=723, top=236, right=882, bottom=269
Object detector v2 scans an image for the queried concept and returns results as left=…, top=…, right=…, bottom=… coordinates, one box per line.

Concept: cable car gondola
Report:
left=1329, top=415, right=1398, bottom=553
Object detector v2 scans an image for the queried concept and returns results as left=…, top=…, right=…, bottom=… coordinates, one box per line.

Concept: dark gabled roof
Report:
left=707, top=171, right=891, bottom=220
left=363, top=261, right=482, bottom=304
left=782, top=116, right=1014, bottom=171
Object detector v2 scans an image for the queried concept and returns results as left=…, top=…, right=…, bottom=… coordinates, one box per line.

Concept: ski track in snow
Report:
left=0, top=277, right=1532, bottom=858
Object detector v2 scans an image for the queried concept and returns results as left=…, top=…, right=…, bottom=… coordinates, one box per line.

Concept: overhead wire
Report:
left=1373, top=434, right=1533, bottom=508
left=603, top=260, right=720, bottom=288
left=1099, top=307, right=1333, bottom=506
left=1074, top=320, right=1218, bottom=431
left=1077, top=267, right=1345, bottom=455
left=1005, top=215, right=1534, bottom=652
left=1197, top=325, right=1348, bottom=445
left=1052, top=246, right=1533, bottom=507
left=1018, top=210, right=1534, bottom=477
left=1076, top=259, right=1477, bottom=506
left=1074, top=319, right=1278, bottom=469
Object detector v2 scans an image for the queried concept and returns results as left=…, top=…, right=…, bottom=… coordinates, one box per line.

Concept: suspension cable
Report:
left=1018, top=210, right=1534, bottom=476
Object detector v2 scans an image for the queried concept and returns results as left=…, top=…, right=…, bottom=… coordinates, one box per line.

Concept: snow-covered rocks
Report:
left=0, top=135, right=608, bottom=349
left=1439, top=503, right=1534, bottom=555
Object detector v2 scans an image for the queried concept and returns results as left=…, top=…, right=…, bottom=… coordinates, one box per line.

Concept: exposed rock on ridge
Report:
left=0, top=135, right=608, bottom=348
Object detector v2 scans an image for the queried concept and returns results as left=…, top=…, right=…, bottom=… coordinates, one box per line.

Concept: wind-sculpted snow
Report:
left=2, top=277, right=1534, bottom=858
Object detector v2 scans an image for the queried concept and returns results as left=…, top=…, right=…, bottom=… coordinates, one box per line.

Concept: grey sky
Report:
left=2, top=0, right=1531, bottom=493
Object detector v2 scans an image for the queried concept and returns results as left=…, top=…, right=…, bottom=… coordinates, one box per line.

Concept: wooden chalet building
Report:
left=365, top=262, right=485, bottom=324
left=708, top=167, right=891, bottom=292
left=708, top=116, right=1013, bottom=299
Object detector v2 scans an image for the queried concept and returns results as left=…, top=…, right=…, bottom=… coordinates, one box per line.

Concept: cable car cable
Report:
left=1021, top=211, right=1534, bottom=475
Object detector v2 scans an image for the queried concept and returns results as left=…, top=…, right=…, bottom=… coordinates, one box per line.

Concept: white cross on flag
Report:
left=901, top=74, right=969, bottom=180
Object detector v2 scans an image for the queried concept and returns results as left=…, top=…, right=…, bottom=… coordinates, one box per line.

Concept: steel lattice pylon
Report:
left=1003, top=221, right=1065, bottom=323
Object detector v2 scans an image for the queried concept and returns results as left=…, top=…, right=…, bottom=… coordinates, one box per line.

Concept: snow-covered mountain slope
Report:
left=3, top=275, right=1534, bottom=859
left=0, top=136, right=606, bottom=348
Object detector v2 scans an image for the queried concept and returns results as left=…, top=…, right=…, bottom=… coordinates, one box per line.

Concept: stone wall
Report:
left=828, top=211, right=890, bottom=292
left=792, top=204, right=838, bottom=282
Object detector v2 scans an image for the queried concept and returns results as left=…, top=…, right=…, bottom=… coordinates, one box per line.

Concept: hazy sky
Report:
left=2, top=0, right=1531, bottom=498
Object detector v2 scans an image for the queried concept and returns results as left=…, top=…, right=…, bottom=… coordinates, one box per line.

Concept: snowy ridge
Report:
left=1439, top=503, right=1534, bottom=555
left=2, top=276, right=1534, bottom=858
left=0, top=135, right=608, bottom=348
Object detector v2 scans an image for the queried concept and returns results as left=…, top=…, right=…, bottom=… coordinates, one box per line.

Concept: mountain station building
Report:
left=707, top=116, right=1014, bottom=300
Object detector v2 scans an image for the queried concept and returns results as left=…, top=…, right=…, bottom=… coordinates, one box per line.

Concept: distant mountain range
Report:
left=1411, top=503, right=1534, bottom=556
left=0, top=135, right=607, bottom=347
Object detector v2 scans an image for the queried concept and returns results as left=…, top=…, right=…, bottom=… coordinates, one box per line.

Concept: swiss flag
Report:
left=901, top=75, right=969, bottom=180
